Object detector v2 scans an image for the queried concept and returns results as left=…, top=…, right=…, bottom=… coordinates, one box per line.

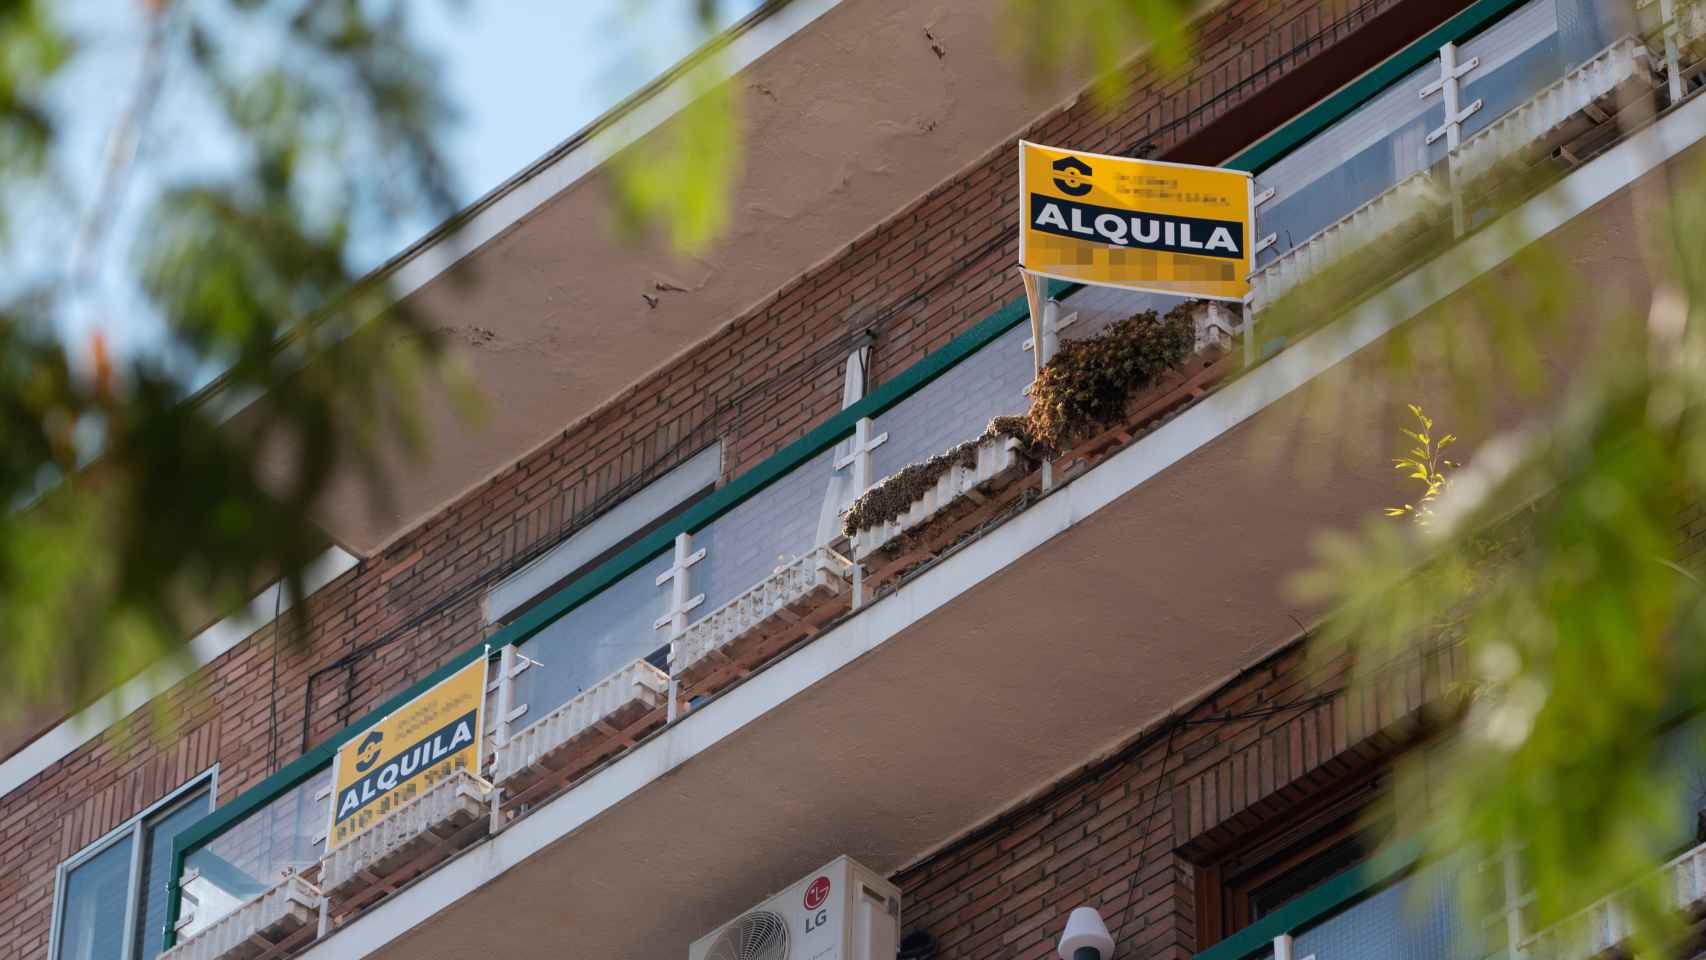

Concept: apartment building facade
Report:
left=8, top=0, right=1706, bottom=959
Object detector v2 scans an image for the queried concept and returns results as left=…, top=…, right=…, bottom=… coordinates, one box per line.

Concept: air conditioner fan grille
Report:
left=704, top=909, right=790, bottom=960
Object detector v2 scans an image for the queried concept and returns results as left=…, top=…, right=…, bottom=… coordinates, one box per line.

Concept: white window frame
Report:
left=484, top=443, right=724, bottom=622
left=47, top=766, right=218, bottom=960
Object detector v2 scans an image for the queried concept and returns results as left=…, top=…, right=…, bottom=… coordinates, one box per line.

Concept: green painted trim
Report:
left=1225, top=0, right=1531, bottom=173
left=1192, top=838, right=1426, bottom=960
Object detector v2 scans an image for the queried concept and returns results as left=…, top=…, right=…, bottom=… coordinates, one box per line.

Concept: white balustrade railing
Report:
left=491, top=658, right=668, bottom=785
left=1250, top=171, right=1445, bottom=313
left=1521, top=839, right=1706, bottom=960
left=161, top=873, right=321, bottom=960
left=674, top=545, right=854, bottom=673
left=1454, top=37, right=1654, bottom=186
left=320, top=770, right=490, bottom=899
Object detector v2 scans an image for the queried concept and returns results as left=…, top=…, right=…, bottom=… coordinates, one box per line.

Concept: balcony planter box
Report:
left=848, top=305, right=1237, bottom=589
left=1456, top=37, right=1656, bottom=194
left=674, top=546, right=854, bottom=696
left=320, top=770, right=490, bottom=914
left=848, top=434, right=1039, bottom=587
left=1050, top=342, right=1236, bottom=471
left=161, top=873, right=321, bottom=960
left=492, top=658, right=670, bottom=808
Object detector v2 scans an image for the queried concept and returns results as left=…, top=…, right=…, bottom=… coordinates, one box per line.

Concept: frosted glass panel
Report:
left=179, top=770, right=329, bottom=941
left=870, top=322, right=1033, bottom=481
left=515, top=552, right=671, bottom=719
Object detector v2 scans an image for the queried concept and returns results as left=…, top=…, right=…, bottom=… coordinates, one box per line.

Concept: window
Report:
left=51, top=771, right=215, bottom=960
left=1194, top=768, right=1390, bottom=946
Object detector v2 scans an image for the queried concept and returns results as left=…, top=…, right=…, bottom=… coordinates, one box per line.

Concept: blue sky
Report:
left=420, top=0, right=765, bottom=210
left=37, top=0, right=764, bottom=361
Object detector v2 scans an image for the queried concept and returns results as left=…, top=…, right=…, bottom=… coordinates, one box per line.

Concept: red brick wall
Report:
left=0, top=0, right=1463, bottom=955
left=894, top=638, right=1461, bottom=960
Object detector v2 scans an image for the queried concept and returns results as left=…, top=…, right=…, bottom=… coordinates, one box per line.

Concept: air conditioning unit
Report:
left=689, top=856, right=901, bottom=960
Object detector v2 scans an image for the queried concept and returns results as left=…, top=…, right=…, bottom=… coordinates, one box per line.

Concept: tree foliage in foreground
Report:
left=1292, top=128, right=1706, bottom=960
left=0, top=0, right=464, bottom=716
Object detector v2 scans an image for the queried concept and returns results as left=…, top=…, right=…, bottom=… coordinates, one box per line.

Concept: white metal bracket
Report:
left=832, top=417, right=889, bottom=497
left=1420, top=44, right=1482, bottom=150
left=1426, top=99, right=1485, bottom=145
left=1254, top=233, right=1279, bottom=255
left=1021, top=310, right=1080, bottom=352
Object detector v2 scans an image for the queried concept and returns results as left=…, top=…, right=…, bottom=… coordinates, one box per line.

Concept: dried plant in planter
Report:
left=1021, top=303, right=1196, bottom=453
left=840, top=305, right=1202, bottom=539
left=841, top=435, right=989, bottom=539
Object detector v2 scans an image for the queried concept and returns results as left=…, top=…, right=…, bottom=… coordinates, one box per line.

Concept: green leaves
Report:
left=1389, top=405, right=1455, bottom=526
left=0, top=0, right=464, bottom=720
left=1002, top=0, right=1194, bottom=112
left=1300, top=150, right=1706, bottom=960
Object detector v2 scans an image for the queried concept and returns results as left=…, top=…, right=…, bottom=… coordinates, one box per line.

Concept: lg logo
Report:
left=803, top=875, right=831, bottom=933
left=803, top=876, right=830, bottom=910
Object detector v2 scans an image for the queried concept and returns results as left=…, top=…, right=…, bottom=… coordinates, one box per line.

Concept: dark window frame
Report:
left=1193, top=766, right=1390, bottom=947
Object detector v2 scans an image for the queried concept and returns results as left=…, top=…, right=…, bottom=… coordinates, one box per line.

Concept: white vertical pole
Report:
left=487, top=643, right=513, bottom=833
left=492, top=644, right=516, bottom=752
left=1502, top=847, right=1526, bottom=958
left=1273, top=933, right=1294, bottom=960
left=1440, top=42, right=1467, bottom=236
left=1661, top=0, right=1686, bottom=103
left=655, top=532, right=706, bottom=722
left=1039, top=298, right=1061, bottom=492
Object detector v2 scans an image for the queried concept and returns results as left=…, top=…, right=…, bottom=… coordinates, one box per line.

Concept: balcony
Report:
left=160, top=1, right=1706, bottom=958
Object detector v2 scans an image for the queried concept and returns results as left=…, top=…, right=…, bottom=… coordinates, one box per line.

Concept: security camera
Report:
left=1058, top=906, right=1115, bottom=960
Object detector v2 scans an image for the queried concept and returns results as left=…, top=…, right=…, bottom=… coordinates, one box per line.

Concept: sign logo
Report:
left=326, top=657, right=487, bottom=852
left=1018, top=141, right=1253, bottom=301
left=1051, top=155, right=1093, bottom=196
left=804, top=876, right=831, bottom=911
left=354, top=730, right=384, bottom=772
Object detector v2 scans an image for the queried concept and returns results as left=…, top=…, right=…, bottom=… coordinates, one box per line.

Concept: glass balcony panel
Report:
left=868, top=320, right=1034, bottom=481
left=1457, top=0, right=1566, bottom=144
left=1057, top=286, right=1192, bottom=343
left=1557, top=0, right=1623, bottom=66
left=512, top=550, right=673, bottom=720
left=177, top=767, right=331, bottom=939
left=1253, top=56, right=1443, bottom=271
left=1283, top=858, right=1477, bottom=960
left=691, top=444, right=841, bottom=615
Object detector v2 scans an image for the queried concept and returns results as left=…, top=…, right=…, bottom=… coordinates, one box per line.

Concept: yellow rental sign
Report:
left=1018, top=141, right=1253, bottom=301
left=326, top=657, right=487, bottom=852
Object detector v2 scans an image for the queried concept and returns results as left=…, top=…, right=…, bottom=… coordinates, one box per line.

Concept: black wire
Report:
left=269, top=575, right=283, bottom=774
left=1106, top=719, right=1182, bottom=957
